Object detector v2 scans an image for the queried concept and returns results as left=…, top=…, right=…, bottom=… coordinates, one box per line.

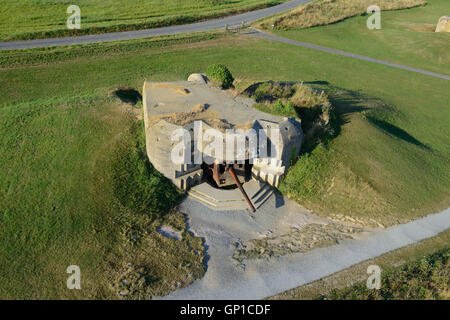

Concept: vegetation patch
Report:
left=278, top=85, right=448, bottom=227
left=320, top=247, right=449, bottom=300
left=206, top=64, right=235, bottom=89
left=111, top=121, right=183, bottom=218
left=244, top=81, right=338, bottom=152
left=109, top=210, right=205, bottom=299
left=266, top=0, right=450, bottom=77
left=259, top=0, right=427, bottom=30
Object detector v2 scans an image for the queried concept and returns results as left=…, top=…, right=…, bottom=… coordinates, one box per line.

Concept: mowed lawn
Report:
left=0, top=11, right=449, bottom=297
left=269, top=0, right=450, bottom=75
left=0, top=0, right=284, bottom=41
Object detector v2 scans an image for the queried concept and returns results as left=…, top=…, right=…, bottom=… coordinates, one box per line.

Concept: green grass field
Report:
left=0, top=0, right=284, bottom=41
left=0, top=1, right=449, bottom=298
left=267, top=0, right=449, bottom=75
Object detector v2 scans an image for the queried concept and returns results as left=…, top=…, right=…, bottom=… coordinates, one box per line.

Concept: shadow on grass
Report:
left=114, top=88, right=142, bottom=105
left=366, top=116, right=430, bottom=149
left=322, top=87, right=371, bottom=124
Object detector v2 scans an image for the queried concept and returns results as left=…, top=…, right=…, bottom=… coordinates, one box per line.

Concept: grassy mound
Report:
left=111, top=121, right=182, bottom=218
left=0, top=93, right=203, bottom=299
left=259, top=0, right=427, bottom=30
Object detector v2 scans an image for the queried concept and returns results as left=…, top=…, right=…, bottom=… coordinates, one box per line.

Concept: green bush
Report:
left=206, top=64, right=234, bottom=89
left=272, top=99, right=296, bottom=117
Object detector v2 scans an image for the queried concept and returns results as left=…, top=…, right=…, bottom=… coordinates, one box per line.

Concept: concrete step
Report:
left=187, top=179, right=273, bottom=211
left=188, top=190, right=249, bottom=211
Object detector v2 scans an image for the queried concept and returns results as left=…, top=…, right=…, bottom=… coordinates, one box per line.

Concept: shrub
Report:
left=249, top=81, right=337, bottom=155
left=290, top=84, right=329, bottom=108
left=206, top=64, right=234, bottom=89
left=253, top=82, right=295, bottom=102
left=272, top=99, right=296, bottom=117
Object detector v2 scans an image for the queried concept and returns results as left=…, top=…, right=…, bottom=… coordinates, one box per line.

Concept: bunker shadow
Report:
left=114, top=88, right=142, bottom=105
left=366, top=116, right=430, bottom=149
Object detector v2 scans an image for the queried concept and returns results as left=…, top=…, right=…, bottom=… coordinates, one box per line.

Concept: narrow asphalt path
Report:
left=2, top=2, right=448, bottom=82
left=0, top=0, right=313, bottom=50
left=163, top=199, right=450, bottom=300
left=250, top=29, right=450, bottom=81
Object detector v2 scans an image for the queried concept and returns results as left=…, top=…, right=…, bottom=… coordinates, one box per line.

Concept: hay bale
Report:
left=435, top=16, right=450, bottom=33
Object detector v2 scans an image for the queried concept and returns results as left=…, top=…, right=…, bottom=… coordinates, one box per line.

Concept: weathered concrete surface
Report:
left=162, top=198, right=450, bottom=300
left=188, top=180, right=274, bottom=210
left=142, top=80, right=303, bottom=190
left=143, top=81, right=283, bottom=125
left=435, top=16, right=450, bottom=32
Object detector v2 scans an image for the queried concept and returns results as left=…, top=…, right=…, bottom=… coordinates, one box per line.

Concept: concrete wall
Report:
left=142, top=80, right=304, bottom=190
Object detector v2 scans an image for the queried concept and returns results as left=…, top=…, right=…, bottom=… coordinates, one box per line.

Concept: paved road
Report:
left=250, top=29, right=450, bottom=81
left=163, top=196, right=450, bottom=300
left=0, top=0, right=313, bottom=50
left=2, top=0, right=448, bottom=81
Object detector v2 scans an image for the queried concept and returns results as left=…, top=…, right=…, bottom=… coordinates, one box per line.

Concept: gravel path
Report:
left=163, top=196, right=450, bottom=300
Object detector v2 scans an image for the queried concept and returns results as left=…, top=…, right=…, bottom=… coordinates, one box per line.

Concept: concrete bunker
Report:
left=142, top=75, right=304, bottom=210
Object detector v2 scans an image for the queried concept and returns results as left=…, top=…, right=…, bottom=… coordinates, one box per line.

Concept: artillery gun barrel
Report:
left=229, top=167, right=256, bottom=212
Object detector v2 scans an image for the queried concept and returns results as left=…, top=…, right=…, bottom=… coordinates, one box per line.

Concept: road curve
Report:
left=0, top=0, right=313, bottom=50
